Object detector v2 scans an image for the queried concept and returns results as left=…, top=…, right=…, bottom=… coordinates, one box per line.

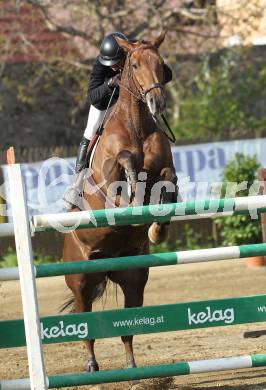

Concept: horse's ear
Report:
left=152, top=31, right=166, bottom=48
left=114, top=36, right=138, bottom=53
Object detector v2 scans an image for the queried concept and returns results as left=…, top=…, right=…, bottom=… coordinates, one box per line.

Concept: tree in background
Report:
left=19, top=0, right=266, bottom=118
left=1, top=0, right=266, bottom=148
left=174, top=47, right=266, bottom=141
left=215, top=153, right=262, bottom=246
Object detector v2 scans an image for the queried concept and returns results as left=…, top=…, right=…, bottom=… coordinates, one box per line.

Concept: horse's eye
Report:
left=132, top=63, right=138, bottom=69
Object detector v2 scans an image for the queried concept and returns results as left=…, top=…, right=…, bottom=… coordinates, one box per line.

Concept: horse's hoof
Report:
left=126, top=357, right=137, bottom=369
left=148, top=222, right=169, bottom=244
left=85, top=359, right=99, bottom=372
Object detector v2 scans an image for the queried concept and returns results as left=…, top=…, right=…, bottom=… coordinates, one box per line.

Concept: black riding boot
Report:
left=63, top=137, right=90, bottom=210
left=75, top=137, right=90, bottom=174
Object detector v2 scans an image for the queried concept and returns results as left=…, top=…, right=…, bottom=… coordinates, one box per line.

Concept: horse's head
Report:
left=115, top=32, right=167, bottom=115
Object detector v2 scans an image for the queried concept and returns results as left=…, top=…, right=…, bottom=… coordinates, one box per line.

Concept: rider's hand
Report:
left=107, top=74, right=121, bottom=88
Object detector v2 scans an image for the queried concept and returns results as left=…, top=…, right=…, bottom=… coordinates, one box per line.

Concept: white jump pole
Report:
left=7, top=147, right=47, bottom=390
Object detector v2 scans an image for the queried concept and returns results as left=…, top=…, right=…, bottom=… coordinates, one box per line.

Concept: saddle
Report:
left=83, top=133, right=116, bottom=208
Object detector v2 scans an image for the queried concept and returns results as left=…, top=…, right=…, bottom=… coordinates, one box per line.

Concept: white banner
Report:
left=1, top=138, right=265, bottom=218
left=1, top=157, right=75, bottom=219
left=172, top=138, right=265, bottom=199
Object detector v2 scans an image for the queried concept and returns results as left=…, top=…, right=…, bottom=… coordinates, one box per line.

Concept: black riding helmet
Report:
left=98, top=32, right=128, bottom=66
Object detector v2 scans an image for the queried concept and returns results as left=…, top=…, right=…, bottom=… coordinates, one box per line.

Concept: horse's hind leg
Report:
left=121, top=276, right=148, bottom=368
left=82, top=280, right=102, bottom=372
left=148, top=166, right=178, bottom=244
left=65, top=272, right=106, bottom=372
left=109, top=268, right=149, bottom=368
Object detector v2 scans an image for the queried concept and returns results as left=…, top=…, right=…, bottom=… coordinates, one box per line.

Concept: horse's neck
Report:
left=115, top=87, right=154, bottom=141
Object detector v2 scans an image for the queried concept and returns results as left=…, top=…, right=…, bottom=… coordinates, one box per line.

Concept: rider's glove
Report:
left=107, top=74, right=121, bottom=89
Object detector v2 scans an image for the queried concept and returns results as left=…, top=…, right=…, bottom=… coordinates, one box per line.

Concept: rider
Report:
left=65, top=32, right=173, bottom=208
left=76, top=32, right=128, bottom=174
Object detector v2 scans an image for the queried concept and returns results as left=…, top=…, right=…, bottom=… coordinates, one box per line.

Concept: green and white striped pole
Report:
left=1, top=243, right=266, bottom=281
left=3, top=195, right=266, bottom=237
left=32, top=195, right=266, bottom=232
left=1, top=354, right=266, bottom=389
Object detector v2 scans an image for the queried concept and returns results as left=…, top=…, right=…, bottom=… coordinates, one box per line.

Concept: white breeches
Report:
left=83, top=105, right=111, bottom=140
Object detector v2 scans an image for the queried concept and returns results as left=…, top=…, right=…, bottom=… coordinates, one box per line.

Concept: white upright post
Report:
left=8, top=163, right=47, bottom=390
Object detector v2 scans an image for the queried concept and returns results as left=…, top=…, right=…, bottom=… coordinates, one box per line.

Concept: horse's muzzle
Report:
left=146, top=89, right=166, bottom=115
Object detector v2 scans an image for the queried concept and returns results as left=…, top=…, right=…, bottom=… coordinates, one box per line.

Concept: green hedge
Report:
left=214, top=153, right=262, bottom=246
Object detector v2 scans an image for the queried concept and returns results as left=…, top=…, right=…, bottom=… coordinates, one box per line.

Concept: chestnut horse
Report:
left=63, top=32, right=178, bottom=372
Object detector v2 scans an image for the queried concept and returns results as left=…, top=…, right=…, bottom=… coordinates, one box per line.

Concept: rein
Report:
left=153, top=114, right=176, bottom=143
left=96, top=86, right=118, bottom=136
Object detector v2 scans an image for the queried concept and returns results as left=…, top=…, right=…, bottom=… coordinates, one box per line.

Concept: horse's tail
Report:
left=59, top=295, right=75, bottom=313
left=59, top=277, right=109, bottom=313
left=91, top=276, right=108, bottom=302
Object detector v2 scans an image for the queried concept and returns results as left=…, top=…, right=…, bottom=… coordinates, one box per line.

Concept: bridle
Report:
left=118, top=44, right=165, bottom=103
left=116, top=43, right=176, bottom=143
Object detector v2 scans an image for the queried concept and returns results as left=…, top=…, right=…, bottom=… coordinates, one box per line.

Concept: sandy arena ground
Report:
left=1, top=259, right=266, bottom=389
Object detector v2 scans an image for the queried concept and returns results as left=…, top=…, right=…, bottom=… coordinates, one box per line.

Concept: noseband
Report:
left=119, top=44, right=165, bottom=102
left=143, top=82, right=164, bottom=96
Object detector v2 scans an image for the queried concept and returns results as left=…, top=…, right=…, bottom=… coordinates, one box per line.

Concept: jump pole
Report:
left=3, top=197, right=266, bottom=239
left=32, top=195, right=266, bottom=232
left=1, top=353, right=266, bottom=389
left=1, top=242, right=266, bottom=281
left=6, top=148, right=47, bottom=390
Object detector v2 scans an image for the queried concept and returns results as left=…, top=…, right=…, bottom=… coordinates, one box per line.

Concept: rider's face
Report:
left=111, top=57, right=124, bottom=71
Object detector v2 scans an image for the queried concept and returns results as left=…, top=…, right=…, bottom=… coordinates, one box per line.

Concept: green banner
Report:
left=1, top=294, right=266, bottom=349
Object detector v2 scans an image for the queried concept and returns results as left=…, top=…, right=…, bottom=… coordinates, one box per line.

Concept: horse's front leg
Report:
left=116, top=149, right=138, bottom=202
left=148, top=166, right=178, bottom=244
left=103, top=149, right=138, bottom=206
